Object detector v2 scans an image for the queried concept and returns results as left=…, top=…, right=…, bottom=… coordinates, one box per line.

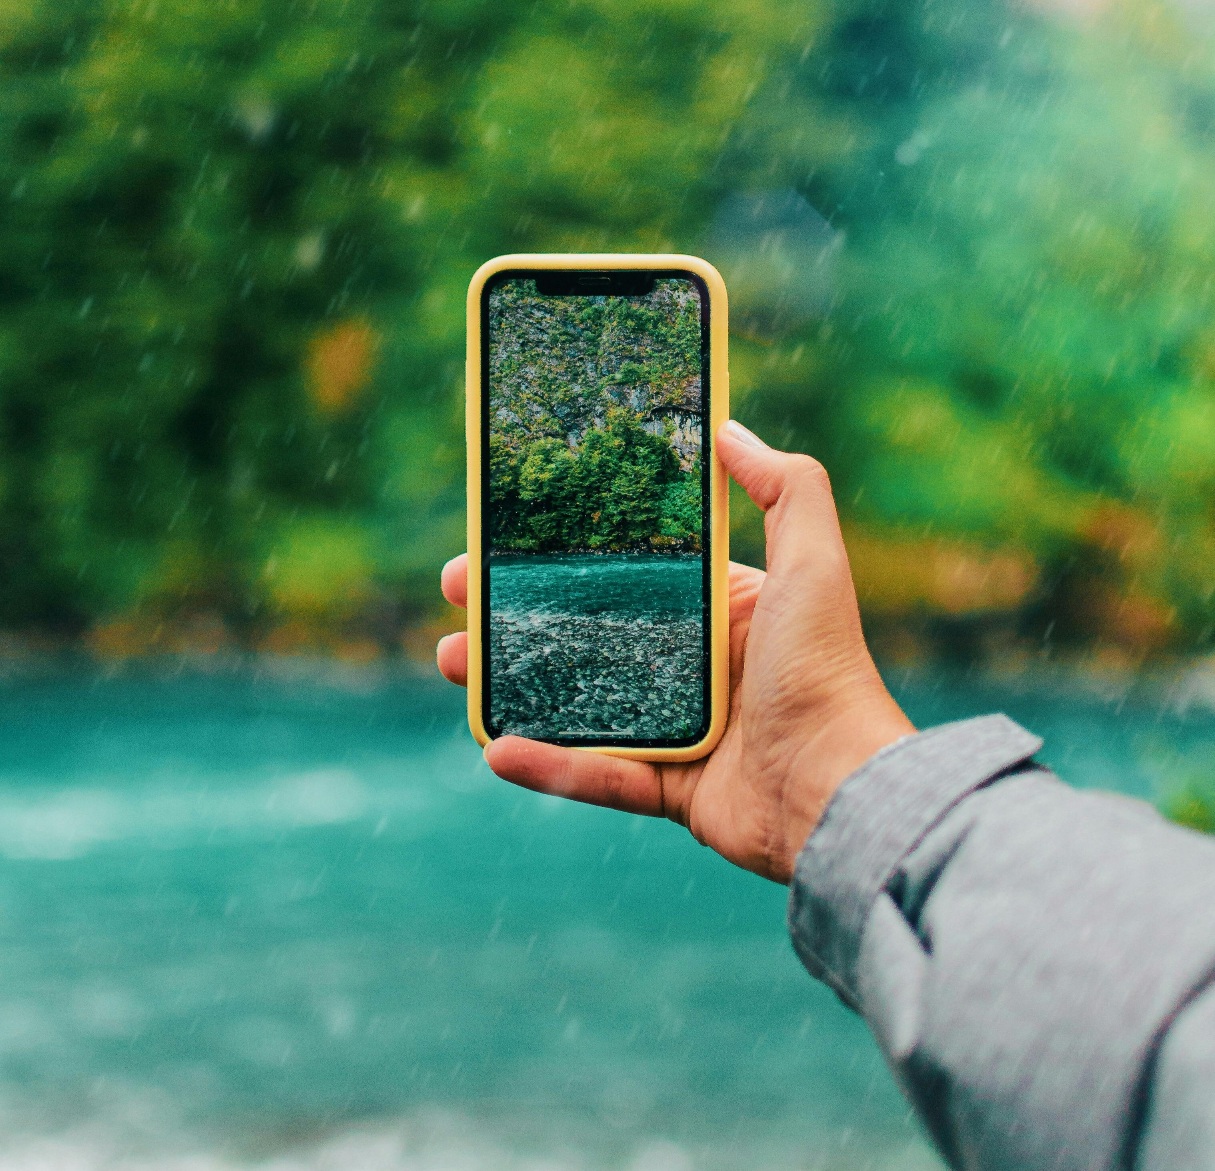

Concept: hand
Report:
left=437, top=421, right=914, bottom=884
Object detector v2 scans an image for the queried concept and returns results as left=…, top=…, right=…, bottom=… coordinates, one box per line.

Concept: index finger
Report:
left=485, top=736, right=666, bottom=819
left=441, top=554, right=468, bottom=608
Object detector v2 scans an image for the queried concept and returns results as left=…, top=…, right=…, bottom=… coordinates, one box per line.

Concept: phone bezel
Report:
left=465, top=253, right=729, bottom=763
left=480, top=267, right=712, bottom=748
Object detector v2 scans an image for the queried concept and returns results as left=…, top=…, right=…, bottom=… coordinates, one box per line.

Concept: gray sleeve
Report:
left=787, top=714, right=1215, bottom=1171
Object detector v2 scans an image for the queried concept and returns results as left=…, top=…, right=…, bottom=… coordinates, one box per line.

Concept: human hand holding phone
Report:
left=438, top=422, right=913, bottom=884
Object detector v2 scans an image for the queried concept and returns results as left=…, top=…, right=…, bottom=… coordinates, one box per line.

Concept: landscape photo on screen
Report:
left=487, top=276, right=706, bottom=741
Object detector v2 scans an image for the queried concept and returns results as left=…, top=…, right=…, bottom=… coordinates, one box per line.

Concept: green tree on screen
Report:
left=491, top=410, right=698, bottom=553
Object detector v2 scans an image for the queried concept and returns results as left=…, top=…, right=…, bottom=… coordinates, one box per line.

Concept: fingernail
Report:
left=723, top=419, right=767, bottom=448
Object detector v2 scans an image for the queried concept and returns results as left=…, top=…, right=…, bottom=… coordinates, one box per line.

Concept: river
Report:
left=488, top=553, right=705, bottom=741
left=0, top=660, right=1210, bottom=1169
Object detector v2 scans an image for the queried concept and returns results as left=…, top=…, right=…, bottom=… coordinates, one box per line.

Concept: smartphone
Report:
left=465, top=254, right=729, bottom=761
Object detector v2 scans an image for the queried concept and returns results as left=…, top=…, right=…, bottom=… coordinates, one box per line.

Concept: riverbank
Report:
left=3, top=617, right=1214, bottom=704
left=4, top=641, right=1215, bottom=743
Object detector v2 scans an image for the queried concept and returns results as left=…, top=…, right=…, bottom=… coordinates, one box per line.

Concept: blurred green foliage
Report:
left=1162, top=779, right=1215, bottom=835
left=0, top=0, right=1213, bottom=652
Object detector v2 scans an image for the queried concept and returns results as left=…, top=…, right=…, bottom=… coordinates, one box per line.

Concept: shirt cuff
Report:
left=786, top=713, right=1043, bottom=1008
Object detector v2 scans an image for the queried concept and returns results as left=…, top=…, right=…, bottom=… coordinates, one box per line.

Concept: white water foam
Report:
left=0, top=765, right=438, bottom=860
left=0, top=1110, right=943, bottom=1171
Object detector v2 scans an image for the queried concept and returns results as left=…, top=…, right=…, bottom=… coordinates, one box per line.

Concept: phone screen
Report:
left=481, top=270, right=711, bottom=746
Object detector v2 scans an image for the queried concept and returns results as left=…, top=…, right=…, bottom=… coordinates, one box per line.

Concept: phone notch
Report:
left=534, top=271, right=656, bottom=297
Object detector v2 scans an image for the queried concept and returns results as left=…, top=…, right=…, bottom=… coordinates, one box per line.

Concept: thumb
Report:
left=716, top=419, right=834, bottom=514
left=716, top=420, right=847, bottom=575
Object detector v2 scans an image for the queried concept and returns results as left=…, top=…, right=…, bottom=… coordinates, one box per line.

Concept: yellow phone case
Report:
left=465, top=253, right=729, bottom=762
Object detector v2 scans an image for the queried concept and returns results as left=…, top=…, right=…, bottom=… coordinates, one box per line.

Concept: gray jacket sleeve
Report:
left=787, top=714, right=1215, bottom=1171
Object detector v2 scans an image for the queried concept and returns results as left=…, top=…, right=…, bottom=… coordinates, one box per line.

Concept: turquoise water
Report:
left=0, top=661, right=1211, bottom=1169
left=490, top=554, right=703, bottom=617
left=488, top=554, right=705, bottom=741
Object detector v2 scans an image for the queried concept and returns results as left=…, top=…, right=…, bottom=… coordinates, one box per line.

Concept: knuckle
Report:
left=553, top=753, right=579, bottom=797
left=788, top=453, right=831, bottom=493
left=602, top=764, right=626, bottom=807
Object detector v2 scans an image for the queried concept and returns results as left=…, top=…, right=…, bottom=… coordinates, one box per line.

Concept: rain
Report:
left=0, top=0, right=1214, bottom=1168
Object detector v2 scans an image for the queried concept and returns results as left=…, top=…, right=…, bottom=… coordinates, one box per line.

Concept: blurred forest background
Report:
left=1, top=0, right=1213, bottom=663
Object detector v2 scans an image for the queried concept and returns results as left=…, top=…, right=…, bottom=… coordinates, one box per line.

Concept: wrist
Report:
left=778, top=688, right=914, bottom=882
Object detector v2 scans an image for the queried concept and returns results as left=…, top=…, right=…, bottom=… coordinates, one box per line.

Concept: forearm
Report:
left=788, top=715, right=1215, bottom=1171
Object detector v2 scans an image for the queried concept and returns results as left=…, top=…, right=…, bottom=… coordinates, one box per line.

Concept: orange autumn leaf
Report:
left=305, top=320, right=378, bottom=413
